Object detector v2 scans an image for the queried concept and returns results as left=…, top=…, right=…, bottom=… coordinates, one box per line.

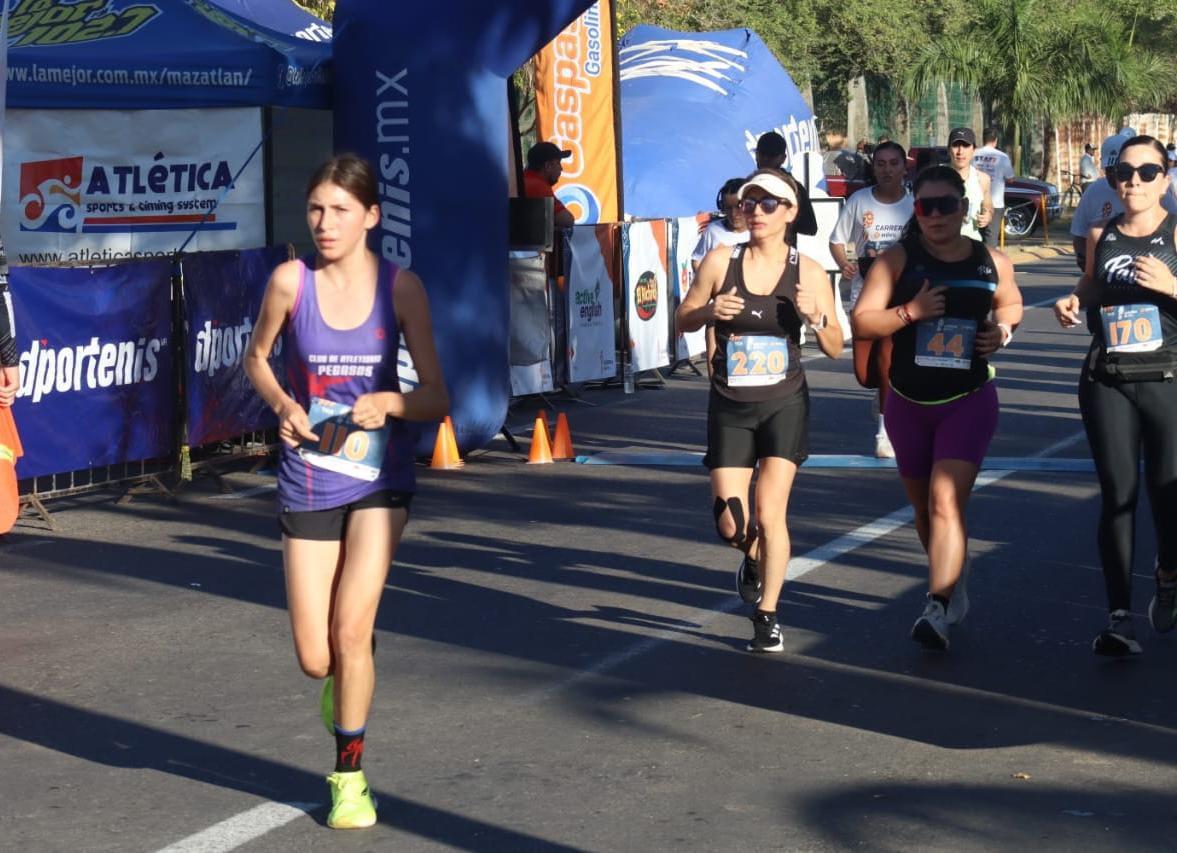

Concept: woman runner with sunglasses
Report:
left=676, top=168, right=843, bottom=652
left=852, top=165, right=1023, bottom=651
left=245, top=154, right=449, bottom=828
left=1053, top=135, right=1177, bottom=656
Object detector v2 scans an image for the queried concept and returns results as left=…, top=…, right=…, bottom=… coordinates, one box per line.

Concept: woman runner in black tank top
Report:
left=1054, top=135, right=1177, bottom=656
left=677, top=168, right=843, bottom=653
left=852, top=165, right=1023, bottom=651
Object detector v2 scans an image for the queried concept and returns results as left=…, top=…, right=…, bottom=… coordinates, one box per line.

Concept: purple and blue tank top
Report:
left=277, top=257, right=415, bottom=512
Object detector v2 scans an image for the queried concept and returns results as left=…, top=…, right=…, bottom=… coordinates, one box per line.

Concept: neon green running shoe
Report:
left=319, top=675, right=335, bottom=736
left=326, top=770, right=377, bottom=829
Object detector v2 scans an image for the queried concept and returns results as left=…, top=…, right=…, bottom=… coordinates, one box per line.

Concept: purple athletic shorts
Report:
left=883, top=382, right=999, bottom=480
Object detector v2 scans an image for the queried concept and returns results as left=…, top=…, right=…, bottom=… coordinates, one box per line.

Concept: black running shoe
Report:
left=1148, top=574, right=1177, bottom=634
left=736, top=554, right=763, bottom=605
left=1092, top=610, right=1142, bottom=656
left=747, top=611, right=783, bottom=653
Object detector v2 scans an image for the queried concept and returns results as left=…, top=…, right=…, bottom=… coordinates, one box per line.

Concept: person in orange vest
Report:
left=0, top=240, right=22, bottom=534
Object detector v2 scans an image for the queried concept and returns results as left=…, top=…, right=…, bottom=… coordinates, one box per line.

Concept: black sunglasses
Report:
left=1111, top=163, right=1166, bottom=183
left=739, top=197, right=792, bottom=215
left=913, top=195, right=963, bottom=216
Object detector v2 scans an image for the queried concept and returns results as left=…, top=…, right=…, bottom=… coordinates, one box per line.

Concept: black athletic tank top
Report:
left=711, top=244, right=804, bottom=402
left=1087, top=213, right=1177, bottom=354
left=888, top=235, right=998, bottom=402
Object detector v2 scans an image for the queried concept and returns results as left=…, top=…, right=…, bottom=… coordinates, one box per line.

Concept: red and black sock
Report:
left=334, top=725, right=365, bottom=772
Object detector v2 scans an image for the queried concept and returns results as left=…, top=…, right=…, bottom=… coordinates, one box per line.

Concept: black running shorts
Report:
left=279, top=489, right=413, bottom=541
left=704, top=385, right=809, bottom=469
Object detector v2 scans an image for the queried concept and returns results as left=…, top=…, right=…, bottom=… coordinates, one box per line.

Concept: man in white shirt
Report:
left=1069, top=128, right=1177, bottom=270
left=947, top=127, right=992, bottom=241
left=830, top=141, right=914, bottom=458
left=1079, top=143, right=1098, bottom=191
left=973, top=128, right=1015, bottom=247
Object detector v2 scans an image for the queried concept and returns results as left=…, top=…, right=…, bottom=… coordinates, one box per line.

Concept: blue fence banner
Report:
left=182, top=246, right=287, bottom=445
left=332, top=0, right=595, bottom=454
left=10, top=261, right=174, bottom=479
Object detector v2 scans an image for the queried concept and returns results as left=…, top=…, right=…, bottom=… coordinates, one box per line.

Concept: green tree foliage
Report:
left=904, top=0, right=1177, bottom=167
left=293, top=0, right=333, bottom=21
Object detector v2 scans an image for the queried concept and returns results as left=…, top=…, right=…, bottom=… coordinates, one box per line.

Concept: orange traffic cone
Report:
left=552, top=412, right=574, bottom=460
left=527, top=414, right=553, bottom=464
left=430, top=420, right=461, bottom=470
left=443, top=415, right=463, bottom=467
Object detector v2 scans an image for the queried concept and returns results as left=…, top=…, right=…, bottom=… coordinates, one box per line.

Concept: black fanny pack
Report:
left=1091, top=347, right=1177, bottom=382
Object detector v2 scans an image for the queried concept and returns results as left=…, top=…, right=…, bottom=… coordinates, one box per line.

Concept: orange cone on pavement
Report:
left=527, top=414, right=553, bottom=464
left=443, top=415, right=463, bottom=467
left=552, top=412, right=574, bottom=460
left=430, top=419, right=461, bottom=470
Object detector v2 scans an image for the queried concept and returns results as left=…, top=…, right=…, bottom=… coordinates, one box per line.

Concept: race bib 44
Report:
left=1101, top=304, right=1163, bottom=353
left=915, top=317, right=977, bottom=370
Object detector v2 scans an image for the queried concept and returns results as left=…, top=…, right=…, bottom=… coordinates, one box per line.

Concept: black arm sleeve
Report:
left=0, top=235, right=15, bottom=367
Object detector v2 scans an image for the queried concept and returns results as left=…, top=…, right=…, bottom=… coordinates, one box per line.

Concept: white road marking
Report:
left=155, top=428, right=1091, bottom=851
left=154, top=801, right=317, bottom=853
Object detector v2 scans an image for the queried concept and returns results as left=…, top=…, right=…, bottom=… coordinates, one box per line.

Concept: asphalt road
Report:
left=3, top=253, right=1176, bottom=852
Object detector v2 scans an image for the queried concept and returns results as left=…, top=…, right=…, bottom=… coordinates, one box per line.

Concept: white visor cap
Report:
left=736, top=172, right=798, bottom=208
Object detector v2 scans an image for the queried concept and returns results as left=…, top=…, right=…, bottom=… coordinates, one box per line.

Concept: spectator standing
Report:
left=0, top=240, right=15, bottom=408
left=973, top=128, right=1015, bottom=247
left=946, top=127, right=992, bottom=242
left=1079, top=143, right=1099, bottom=191
left=522, top=141, right=575, bottom=229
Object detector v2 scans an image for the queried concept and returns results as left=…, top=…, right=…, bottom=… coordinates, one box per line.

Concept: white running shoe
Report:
left=911, top=595, right=950, bottom=650
left=875, top=433, right=895, bottom=459
left=946, top=556, right=971, bottom=626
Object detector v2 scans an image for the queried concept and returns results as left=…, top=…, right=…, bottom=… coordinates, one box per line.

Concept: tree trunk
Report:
left=1042, top=119, right=1054, bottom=182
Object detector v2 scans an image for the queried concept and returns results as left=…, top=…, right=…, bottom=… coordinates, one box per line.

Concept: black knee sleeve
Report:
left=713, top=496, right=748, bottom=547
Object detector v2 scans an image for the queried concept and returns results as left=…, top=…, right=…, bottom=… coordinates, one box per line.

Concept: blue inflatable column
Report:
left=332, top=0, right=596, bottom=454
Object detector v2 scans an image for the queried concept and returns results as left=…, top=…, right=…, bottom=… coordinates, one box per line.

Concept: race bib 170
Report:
left=1101, top=303, right=1163, bottom=353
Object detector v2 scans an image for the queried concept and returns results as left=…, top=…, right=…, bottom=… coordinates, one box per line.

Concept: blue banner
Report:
left=619, top=27, right=820, bottom=219
left=7, top=0, right=331, bottom=109
left=183, top=247, right=287, bottom=445
left=9, top=261, right=174, bottom=479
left=332, top=0, right=595, bottom=454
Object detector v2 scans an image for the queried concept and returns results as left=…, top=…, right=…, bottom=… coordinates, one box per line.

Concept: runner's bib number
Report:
left=298, top=397, right=390, bottom=482
left=1101, top=304, right=1163, bottom=353
left=914, top=317, right=976, bottom=370
left=726, top=335, right=790, bottom=387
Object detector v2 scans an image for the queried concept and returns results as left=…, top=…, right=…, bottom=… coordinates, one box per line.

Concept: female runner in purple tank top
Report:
left=244, top=154, right=448, bottom=829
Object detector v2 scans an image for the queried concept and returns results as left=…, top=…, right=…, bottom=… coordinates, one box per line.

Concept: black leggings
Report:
left=1079, top=370, right=1177, bottom=611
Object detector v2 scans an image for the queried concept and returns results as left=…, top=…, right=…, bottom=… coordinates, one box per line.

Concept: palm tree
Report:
left=903, top=0, right=1175, bottom=176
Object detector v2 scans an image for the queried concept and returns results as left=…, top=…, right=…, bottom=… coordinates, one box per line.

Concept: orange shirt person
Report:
left=522, top=141, right=576, bottom=228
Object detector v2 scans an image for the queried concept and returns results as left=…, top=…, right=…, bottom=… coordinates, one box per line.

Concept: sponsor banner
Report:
left=672, top=216, right=706, bottom=359
left=622, top=220, right=670, bottom=372
left=533, top=0, right=619, bottom=224
left=4, top=108, right=265, bottom=266
left=182, top=247, right=287, bottom=445
left=332, top=0, right=593, bottom=454
left=566, top=224, right=617, bottom=382
left=9, top=260, right=173, bottom=478
left=508, top=252, right=554, bottom=396
left=6, top=0, right=330, bottom=109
